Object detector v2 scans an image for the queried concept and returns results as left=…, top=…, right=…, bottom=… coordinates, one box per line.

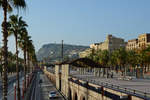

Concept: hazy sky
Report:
left=0, top=0, right=150, bottom=57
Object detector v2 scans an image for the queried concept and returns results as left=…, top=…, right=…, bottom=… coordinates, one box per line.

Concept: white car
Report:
left=49, top=91, right=57, bottom=99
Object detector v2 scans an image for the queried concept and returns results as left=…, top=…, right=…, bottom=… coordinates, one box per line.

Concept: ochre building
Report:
left=126, top=33, right=150, bottom=50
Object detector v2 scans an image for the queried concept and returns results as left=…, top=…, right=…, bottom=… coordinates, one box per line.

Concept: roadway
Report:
left=39, top=72, right=64, bottom=100
left=0, top=73, right=24, bottom=100
left=0, top=71, right=64, bottom=100
left=0, top=73, right=17, bottom=99
left=0, top=73, right=16, bottom=89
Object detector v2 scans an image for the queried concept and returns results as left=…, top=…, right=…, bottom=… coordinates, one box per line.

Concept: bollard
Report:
left=27, top=76, right=29, bottom=87
left=101, top=86, right=104, bottom=96
left=14, top=83, right=16, bottom=100
left=101, top=86, right=104, bottom=100
left=22, top=80, right=24, bottom=99
left=29, top=75, right=31, bottom=84
left=27, top=76, right=28, bottom=87
left=128, top=95, right=132, bottom=100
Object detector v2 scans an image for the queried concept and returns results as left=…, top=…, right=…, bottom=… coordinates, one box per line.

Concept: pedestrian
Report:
left=111, top=72, right=113, bottom=78
left=107, top=73, right=109, bottom=78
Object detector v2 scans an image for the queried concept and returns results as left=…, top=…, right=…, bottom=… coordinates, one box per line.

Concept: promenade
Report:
left=72, top=71, right=150, bottom=96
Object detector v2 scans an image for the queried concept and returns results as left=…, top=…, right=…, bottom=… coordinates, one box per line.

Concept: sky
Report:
left=0, top=0, right=150, bottom=57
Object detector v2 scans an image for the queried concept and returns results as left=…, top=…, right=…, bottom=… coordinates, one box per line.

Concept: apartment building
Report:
left=126, top=39, right=138, bottom=50
left=138, top=33, right=150, bottom=49
left=90, top=34, right=126, bottom=52
left=126, top=33, right=150, bottom=50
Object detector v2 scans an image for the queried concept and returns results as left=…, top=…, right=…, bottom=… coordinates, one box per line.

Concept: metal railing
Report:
left=24, top=73, right=36, bottom=100
left=70, top=75, right=150, bottom=100
left=56, top=88, right=68, bottom=100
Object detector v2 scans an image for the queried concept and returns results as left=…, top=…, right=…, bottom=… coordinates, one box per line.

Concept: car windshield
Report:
left=50, top=91, right=56, bottom=94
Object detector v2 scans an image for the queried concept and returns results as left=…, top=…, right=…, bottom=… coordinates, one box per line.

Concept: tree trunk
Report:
left=148, top=64, right=150, bottom=72
left=27, top=50, right=30, bottom=73
left=124, top=65, right=126, bottom=77
left=15, top=35, right=21, bottom=100
left=2, top=0, right=8, bottom=100
left=24, top=45, right=27, bottom=92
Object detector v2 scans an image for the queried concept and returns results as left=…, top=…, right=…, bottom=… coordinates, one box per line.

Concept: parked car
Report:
left=49, top=91, right=57, bottom=99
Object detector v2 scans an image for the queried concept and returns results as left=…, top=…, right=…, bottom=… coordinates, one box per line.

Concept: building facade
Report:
left=126, top=39, right=138, bottom=50
left=138, top=33, right=150, bottom=49
left=126, top=33, right=150, bottom=50
left=79, top=48, right=92, bottom=58
left=90, top=43, right=100, bottom=51
left=90, top=34, right=126, bottom=52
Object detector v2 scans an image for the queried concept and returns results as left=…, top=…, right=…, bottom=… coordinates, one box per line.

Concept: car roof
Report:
left=50, top=91, right=56, bottom=93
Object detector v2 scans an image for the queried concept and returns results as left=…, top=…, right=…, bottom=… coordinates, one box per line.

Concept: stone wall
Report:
left=44, top=65, right=147, bottom=100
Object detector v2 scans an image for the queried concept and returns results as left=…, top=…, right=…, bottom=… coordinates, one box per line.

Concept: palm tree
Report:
left=137, top=46, right=150, bottom=76
left=99, top=50, right=109, bottom=77
left=111, top=48, right=127, bottom=76
left=108, top=52, right=117, bottom=71
left=145, top=46, right=150, bottom=72
left=1, top=0, right=26, bottom=100
left=99, top=50, right=109, bottom=66
left=126, top=50, right=138, bottom=76
left=137, top=49, right=147, bottom=75
left=26, top=39, right=36, bottom=73
left=26, top=36, right=32, bottom=73
left=18, top=28, right=28, bottom=91
left=29, top=46, right=37, bottom=72
left=88, top=49, right=101, bottom=62
left=8, top=15, right=27, bottom=100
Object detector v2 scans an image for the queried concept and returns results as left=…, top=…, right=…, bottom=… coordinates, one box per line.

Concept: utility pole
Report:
left=61, top=40, right=64, bottom=62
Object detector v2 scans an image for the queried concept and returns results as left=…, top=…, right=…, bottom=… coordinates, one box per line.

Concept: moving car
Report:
left=49, top=91, right=57, bottom=99
left=39, top=79, right=42, bottom=84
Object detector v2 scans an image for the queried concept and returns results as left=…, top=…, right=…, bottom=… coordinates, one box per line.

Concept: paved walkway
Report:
left=70, top=70, right=150, bottom=94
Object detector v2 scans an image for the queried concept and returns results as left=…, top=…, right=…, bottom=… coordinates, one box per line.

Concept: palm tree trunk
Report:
left=2, top=0, right=8, bottom=100
left=15, top=35, right=21, bottom=100
left=27, top=50, right=30, bottom=73
left=24, top=46, right=27, bottom=92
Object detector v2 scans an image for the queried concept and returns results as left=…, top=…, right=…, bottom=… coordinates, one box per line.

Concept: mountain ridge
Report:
left=36, top=43, right=89, bottom=62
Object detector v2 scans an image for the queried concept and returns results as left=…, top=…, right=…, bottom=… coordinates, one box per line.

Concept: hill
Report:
left=36, top=43, right=89, bottom=62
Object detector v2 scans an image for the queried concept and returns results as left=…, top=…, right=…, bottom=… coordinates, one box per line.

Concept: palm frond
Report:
left=7, top=3, right=13, bottom=13
left=13, top=0, right=26, bottom=9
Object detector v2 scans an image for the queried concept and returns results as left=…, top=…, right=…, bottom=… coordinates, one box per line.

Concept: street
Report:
left=0, top=71, right=64, bottom=100
left=39, top=72, right=64, bottom=100
left=0, top=74, right=23, bottom=100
